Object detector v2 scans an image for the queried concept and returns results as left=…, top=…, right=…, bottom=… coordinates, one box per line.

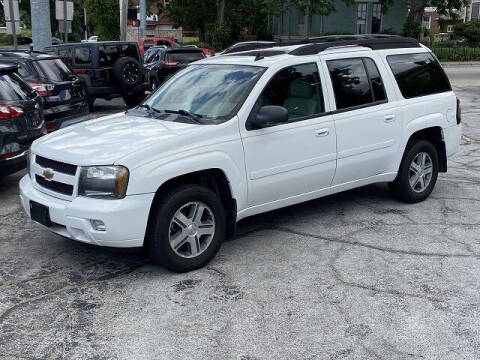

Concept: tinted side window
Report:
left=249, top=63, right=325, bottom=128
left=363, top=58, right=387, bottom=102
left=387, top=53, right=451, bottom=99
left=74, top=47, right=91, bottom=64
left=327, top=58, right=372, bottom=109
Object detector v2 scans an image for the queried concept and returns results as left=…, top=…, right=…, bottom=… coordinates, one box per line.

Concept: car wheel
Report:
left=389, top=139, right=439, bottom=203
left=87, top=96, right=95, bottom=112
left=146, top=184, right=226, bottom=272
left=112, top=57, right=143, bottom=88
left=123, top=92, right=145, bottom=108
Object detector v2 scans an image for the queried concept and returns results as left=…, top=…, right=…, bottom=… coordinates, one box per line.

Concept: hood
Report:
left=31, top=112, right=200, bottom=165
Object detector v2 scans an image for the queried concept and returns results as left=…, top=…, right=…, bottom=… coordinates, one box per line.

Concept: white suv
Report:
left=19, top=36, right=462, bottom=272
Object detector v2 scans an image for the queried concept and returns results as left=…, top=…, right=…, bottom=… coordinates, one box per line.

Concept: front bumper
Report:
left=19, top=175, right=155, bottom=248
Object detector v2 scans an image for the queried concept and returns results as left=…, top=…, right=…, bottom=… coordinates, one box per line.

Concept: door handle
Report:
left=384, top=115, right=396, bottom=123
left=315, top=128, right=329, bottom=137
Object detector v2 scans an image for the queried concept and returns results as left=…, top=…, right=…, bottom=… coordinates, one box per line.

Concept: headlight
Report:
left=78, top=166, right=129, bottom=199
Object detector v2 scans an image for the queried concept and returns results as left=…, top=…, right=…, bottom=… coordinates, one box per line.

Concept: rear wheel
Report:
left=146, top=184, right=226, bottom=272
left=390, top=139, right=439, bottom=203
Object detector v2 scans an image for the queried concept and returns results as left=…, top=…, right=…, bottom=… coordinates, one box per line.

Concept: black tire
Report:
left=112, top=57, right=143, bottom=88
left=87, top=96, right=95, bottom=112
left=146, top=184, right=226, bottom=272
left=123, top=92, right=145, bottom=108
left=390, top=139, right=439, bottom=203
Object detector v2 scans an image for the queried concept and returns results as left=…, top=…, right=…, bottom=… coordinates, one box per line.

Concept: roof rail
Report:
left=289, top=37, right=420, bottom=56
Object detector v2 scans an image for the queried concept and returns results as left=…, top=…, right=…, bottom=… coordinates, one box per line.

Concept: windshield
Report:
left=146, top=64, right=264, bottom=120
left=32, top=59, right=72, bottom=81
left=166, top=51, right=204, bottom=64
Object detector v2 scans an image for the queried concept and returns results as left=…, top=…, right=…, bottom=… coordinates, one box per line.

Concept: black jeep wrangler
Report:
left=45, top=42, right=148, bottom=109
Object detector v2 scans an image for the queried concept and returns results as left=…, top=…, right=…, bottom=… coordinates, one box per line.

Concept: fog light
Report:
left=90, top=219, right=106, bottom=231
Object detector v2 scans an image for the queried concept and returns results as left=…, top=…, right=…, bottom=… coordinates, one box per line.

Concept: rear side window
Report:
left=0, top=73, right=33, bottom=101
left=166, top=51, right=205, bottom=64
left=328, top=59, right=368, bottom=109
left=74, top=47, right=91, bottom=64
left=387, top=53, right=451, bottom=99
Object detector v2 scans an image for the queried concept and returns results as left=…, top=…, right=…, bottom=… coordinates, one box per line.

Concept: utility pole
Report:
left=7, top=0, right=17, bottom=50
left=30, top=0, right=52, bottom=51
left=84, top=8, right=88, bottom=40
left=139, top=0, right=146, bottom=39
left=63, top=0, right=68, bottom=43
left=119, top=0, right=128, bottom=41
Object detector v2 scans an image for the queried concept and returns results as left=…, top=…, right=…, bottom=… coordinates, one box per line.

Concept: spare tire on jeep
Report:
left=112, top=57, right=143, bottom=88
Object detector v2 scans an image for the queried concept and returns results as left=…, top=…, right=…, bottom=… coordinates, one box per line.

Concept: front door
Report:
left=241, top=62, right=337, bottom=208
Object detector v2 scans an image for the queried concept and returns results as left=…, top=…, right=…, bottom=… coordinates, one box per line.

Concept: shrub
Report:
left=403, top=15, right=422, bottom=40
left=454, top=20, right=480, bottom=43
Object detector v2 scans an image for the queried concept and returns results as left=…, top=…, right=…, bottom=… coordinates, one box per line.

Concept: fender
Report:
left=402, top=113, right=447, bottom=148
left=127, top=150, right=248, bottom=211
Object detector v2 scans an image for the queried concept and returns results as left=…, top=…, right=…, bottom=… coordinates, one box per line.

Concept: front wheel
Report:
left=389, top=139, right=439, bottom=203
left=146, top=185, right=226, bottom=272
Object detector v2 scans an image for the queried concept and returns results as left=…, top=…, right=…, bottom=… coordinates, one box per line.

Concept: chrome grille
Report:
left=32, top=154, right=78, bottom=200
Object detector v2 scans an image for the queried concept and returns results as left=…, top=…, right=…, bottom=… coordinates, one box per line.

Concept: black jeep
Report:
left=45, top=42, right=148, bottom=109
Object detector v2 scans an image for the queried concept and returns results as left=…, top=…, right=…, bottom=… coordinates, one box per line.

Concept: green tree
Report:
left=84, top=0, right=120, bottom=40
left=454, top=20, right=480, bottom=43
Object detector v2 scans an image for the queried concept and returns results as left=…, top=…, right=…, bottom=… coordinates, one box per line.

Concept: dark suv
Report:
left=45, top=42, right=148, bottom=109
left=0, top=64, right=46, bottom=177
left=144, top=47, right=205, bottom=90
left=0, top=51, right=89, bottom=132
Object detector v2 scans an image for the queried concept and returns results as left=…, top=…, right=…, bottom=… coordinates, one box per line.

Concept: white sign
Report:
left=55, top=0, right=74, bottom=21
left=3, top=0, right=20, bottom=21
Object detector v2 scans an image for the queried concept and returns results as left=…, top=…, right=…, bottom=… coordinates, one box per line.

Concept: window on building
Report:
left=357, top=3, right=368, bottom=34
left=472, top=3, right=480, bottom=19
left=327, top=58, right=387, bottom=110
left=372, top=3, right=382, bottom=34
left=387, top=53, right=452, bottom=99
left=249, top=63, right=325, bottom=126
left=447, top=25, right=454, bottom=32
left=423, top=16, right=431, bottom=29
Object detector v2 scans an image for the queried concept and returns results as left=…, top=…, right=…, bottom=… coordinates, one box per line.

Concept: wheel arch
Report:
left=145, top=168, right=238, bottom=244
left=404, top=126, right=447, bottom=172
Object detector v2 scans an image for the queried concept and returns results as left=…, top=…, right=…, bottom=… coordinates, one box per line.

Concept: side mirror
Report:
left=251, top=105, right=288, bottom=129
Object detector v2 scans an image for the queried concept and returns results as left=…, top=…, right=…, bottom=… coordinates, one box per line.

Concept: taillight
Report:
left=29, top=82, right=55, bottom=97
left=162, top=61, right=179, bottom=67
left=0, top=150, right=23, bottom=160
left=456, top=97, right=461, bottom=124
left=0, top=105, right=24, bottom=120
left=46, top=122, right=56, bottom=132
left=74, top=69, right=87, bottom=74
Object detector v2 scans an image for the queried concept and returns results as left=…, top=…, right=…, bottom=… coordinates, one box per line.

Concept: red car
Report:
left=139, top=37, right=215, bottom=57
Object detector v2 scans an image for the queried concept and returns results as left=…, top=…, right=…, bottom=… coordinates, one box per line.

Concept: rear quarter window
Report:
left=387, top=52, right=451, bottom=99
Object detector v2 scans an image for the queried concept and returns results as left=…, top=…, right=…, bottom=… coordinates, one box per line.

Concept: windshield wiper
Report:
left=164, top=109, right=207, bottom=124
left=130, top=104, right=164, bottom=118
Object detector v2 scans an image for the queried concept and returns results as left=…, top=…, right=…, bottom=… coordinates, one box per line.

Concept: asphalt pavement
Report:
left=0, top=70, right=479, bottom=359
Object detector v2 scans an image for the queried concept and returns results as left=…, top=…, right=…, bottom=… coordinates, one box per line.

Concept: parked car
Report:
left=0, top=64, right=46, bottom=177
left=143, top=45, right=167, bottom=63
left=81, top=35, right=98, bottom=43
left=51, top=37, right=63, bottom=45
left=0, top=51, right=89, bottom=132
left=144, top=47, right=206, bottom=90
left=20, top=36, right=462, bottom=272
left=17, top=37, right=33, bottom=45
left=218, top=41, right=276, bottom=55
left=45, top=41, right=148, bottom=109
left=139, top=36, right=179, bottom=56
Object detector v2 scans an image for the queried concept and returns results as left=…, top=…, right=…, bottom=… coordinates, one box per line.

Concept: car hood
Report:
left=31, top=112, right=202, bottom=165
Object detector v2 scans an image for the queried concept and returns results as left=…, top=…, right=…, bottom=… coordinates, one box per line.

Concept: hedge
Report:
left=430, top=46, right=480, bottom=62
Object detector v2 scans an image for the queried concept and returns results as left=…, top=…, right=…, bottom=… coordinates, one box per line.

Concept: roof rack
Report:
left=288, top=36, right=420, bottom=56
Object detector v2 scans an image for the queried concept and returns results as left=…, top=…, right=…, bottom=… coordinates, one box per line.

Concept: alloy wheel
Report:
left=409, top=152, right=433, bottom=193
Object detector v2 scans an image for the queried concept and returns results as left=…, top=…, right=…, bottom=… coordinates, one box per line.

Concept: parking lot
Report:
left=1, top=70, right=479, bottom=359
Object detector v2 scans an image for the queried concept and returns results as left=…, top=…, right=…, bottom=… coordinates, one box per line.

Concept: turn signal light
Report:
left=0, top=105, right=24, bottom=120
left=29, top=82, right=55, bottom=97
left=162, top=61, right=179, bottom=67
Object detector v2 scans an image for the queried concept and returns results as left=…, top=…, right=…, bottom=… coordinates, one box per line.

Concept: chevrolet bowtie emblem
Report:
left=43, top=169, right=54, bottom=181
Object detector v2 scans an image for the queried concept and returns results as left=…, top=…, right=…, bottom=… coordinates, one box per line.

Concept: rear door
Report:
left=322, top=52, right=401, bottom=185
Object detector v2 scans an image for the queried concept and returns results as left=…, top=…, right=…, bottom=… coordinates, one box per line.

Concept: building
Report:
left=464, top=0, right=480, bottom=21
left=272, top=1, right=408, bottom=40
